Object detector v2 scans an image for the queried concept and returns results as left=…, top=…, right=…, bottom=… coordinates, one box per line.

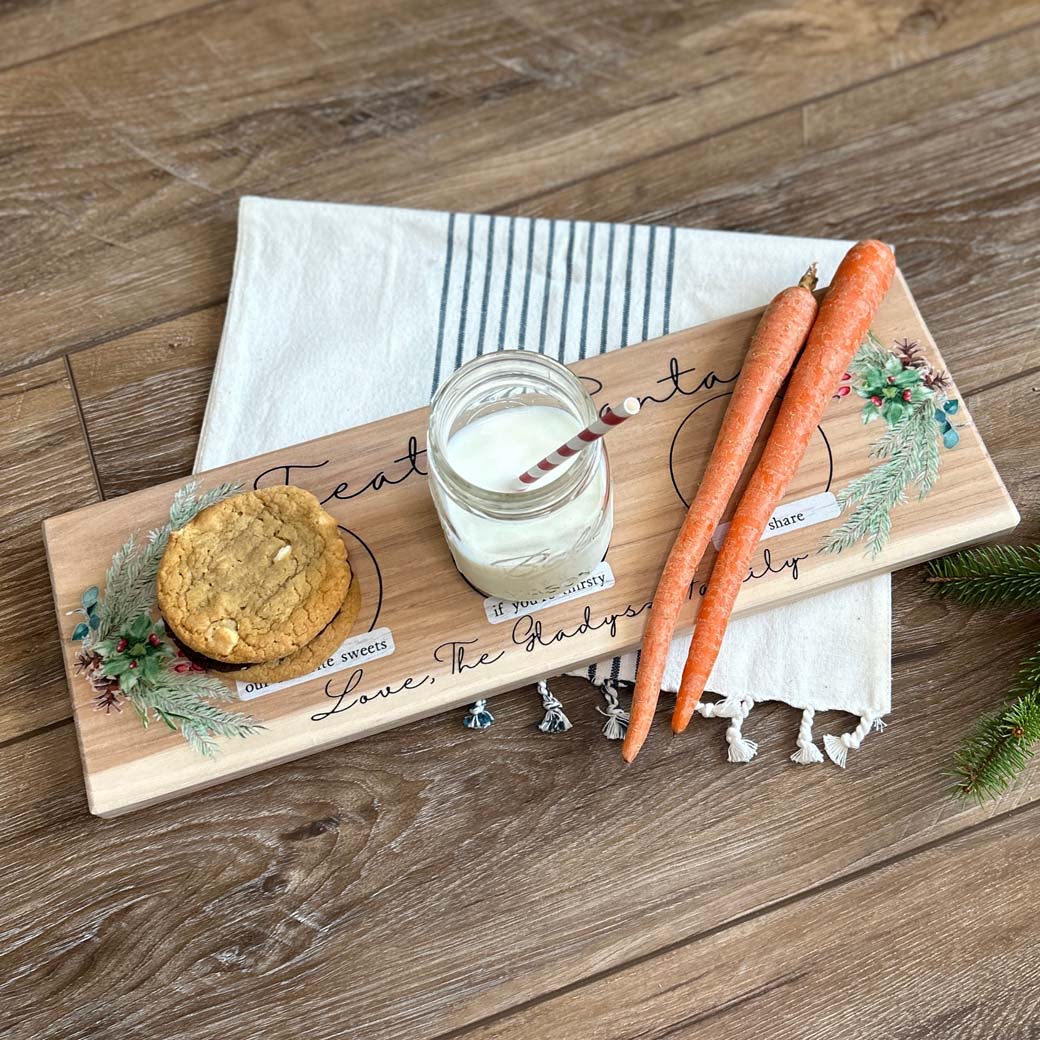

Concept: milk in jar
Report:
left=427, top=352, right=614, bottom=602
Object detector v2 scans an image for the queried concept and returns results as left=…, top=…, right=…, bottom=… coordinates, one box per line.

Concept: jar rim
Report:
left=427, top=351, right=603, bottom=520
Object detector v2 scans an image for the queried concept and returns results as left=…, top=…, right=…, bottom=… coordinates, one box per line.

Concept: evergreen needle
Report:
left=950, top=643, right=1040, bottom=803
left=927, top=545, right=1040, bottom=608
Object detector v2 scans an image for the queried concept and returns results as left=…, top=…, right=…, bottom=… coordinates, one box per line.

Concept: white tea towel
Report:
left=196, top=197, right=891, bottom=764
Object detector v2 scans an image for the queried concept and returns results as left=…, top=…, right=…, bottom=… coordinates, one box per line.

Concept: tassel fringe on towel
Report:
left=463, top=681, right=885, bottom=766
left=595, top=682, right=630, bottom=740
left=823, top=714, right=877, bottom=768
left=790, top=708, right=824, bottom=765
left=462, top=699, right=494, bottom=730
left=536, top=680, right=572, bottom=733
left=697, top=696, right=758, bottom=763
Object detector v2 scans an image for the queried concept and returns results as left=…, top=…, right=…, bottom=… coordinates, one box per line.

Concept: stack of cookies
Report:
left=157, top=486, right=361, bottom=684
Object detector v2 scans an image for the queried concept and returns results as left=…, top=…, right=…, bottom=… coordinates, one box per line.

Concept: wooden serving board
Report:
left=44, top=271, right=1017, bottom=816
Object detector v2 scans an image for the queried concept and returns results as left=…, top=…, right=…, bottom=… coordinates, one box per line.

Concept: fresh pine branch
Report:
left=821, top=404, right=939, bottom=557
left=951, top=641, right=1040, bottom=802
left=927, top=545, right=1040, bottom=609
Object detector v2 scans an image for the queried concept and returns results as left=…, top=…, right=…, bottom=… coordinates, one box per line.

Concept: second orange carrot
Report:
left=622, top=265, right=820, bottom=763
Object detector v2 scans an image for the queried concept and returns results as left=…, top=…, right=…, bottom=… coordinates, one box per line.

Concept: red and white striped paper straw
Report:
left=517, top=397, right=641, bottom=486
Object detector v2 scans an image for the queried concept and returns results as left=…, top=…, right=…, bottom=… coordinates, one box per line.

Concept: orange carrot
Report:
left=672, top=239, right=896, bottom=734
left=621, top=266, right=820, bottom=763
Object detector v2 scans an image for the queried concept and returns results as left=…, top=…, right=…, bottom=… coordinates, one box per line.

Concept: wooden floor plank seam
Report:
left=62, top=356, right=105, bottom=504
left=491, top=17, right=1040, bottom=216
left=430, top=796, right=1040, bottom=1040
left=3, top=18, right=1038, bottom=381
left=0, top=299, right=226, bottom=382
left=0, top=717, right=71, bottom=755
left=0, top=0, right=230, bottom=77
left=967, top=361, right=1040, bottom=398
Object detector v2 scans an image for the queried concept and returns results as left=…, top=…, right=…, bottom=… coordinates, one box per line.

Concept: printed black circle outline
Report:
left=668, top=391, right=834, bottom=509
left=338, top=525, right=382, bottom=633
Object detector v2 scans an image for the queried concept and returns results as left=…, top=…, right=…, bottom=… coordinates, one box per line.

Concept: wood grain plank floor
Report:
left=0, top=0, right=222, bottom=72
left=69, top=306, right=225, bottom=497
left=3, top=2, right=1040, bottom=1038
left=463, top=803, right=1040, bottom=1040
left=2, top=1, right=1038, bottom=371
left=0, top=362, right=99, bottom=743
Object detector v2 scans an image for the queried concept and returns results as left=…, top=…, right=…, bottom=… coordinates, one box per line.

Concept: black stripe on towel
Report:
left=663, top=226, right=676, bottom=335
left=642, top=224, right=657, bottom=341
left=578, top=222, right=596, bottom=360
left=620, top=223, right=636, bottom=346
left=538, top=219, right=557, bottom=353
left=498, top=216, right=517, bottom=350
left=599, top=223, right=616, bottom=355
left=431, top=212, right=457, bottom=395
left=518, top=218, right=537, bottom=347
left=453, top=213, right=477, bottom=371
left=558, top=219, right=577, bottom=360
left=475, top=216, right=496, bottom=356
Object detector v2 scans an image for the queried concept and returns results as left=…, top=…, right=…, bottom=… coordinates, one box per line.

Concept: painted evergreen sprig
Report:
left=96, top=480, right=241, bottom=639
left=129, top=669, right=264, bottom=757
left=927, top=544, right=1040, bottom=802
left=926, top=544, right=1040, bottom=608
left=821, top=332, right=955, bottom=558
left=73, top=479, right=262, bottom=757
left=821, top=404, right=939, bottom=556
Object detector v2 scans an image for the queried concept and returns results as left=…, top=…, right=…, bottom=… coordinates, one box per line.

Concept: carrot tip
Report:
left=798, top=263, right=819, bottom=292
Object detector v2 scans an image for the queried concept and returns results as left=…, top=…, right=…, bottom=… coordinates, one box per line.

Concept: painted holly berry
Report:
left=856, top=353, right=934, bottom=425
left=833, top=372, right=854, bottom=400
left=91, top=615, right=172, bottom=695
left=173, top=649, right=206, bottom=674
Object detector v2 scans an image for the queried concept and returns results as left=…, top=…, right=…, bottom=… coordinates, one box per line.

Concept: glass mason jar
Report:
left=427, top=351, right=614, bottom=602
